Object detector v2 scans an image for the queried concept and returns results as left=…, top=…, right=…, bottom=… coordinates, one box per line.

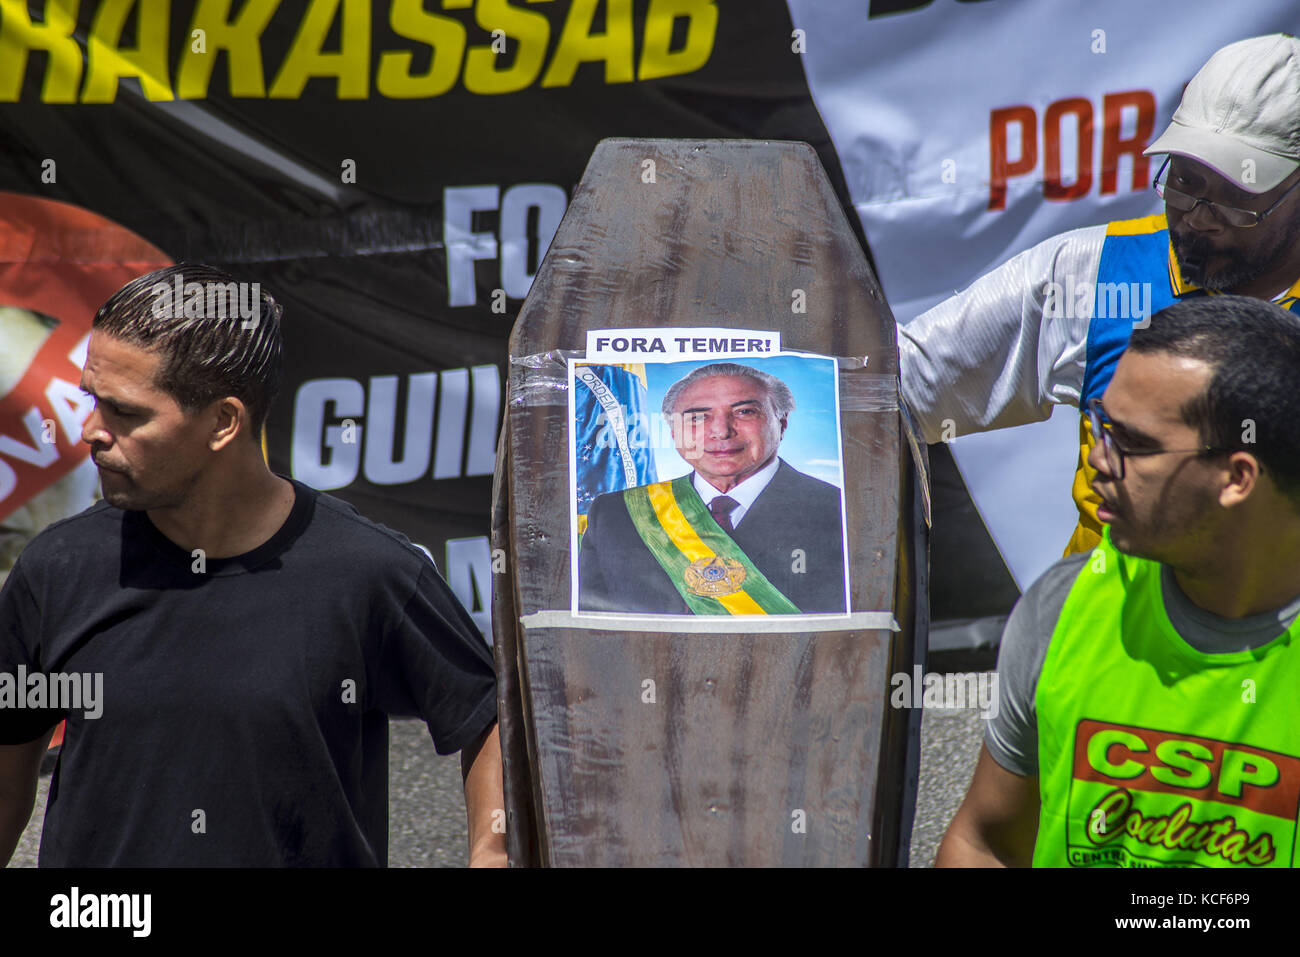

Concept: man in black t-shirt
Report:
left=0, top=266, right=504, bottom=866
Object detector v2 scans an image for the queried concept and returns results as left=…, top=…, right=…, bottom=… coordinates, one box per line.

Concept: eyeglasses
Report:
left=1087, top=398, right=1230, bottom=480
left=1153, top=157, right=1300, bottom=228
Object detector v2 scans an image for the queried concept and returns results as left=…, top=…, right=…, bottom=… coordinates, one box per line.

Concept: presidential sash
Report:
left=623, top=474, right=801, bottom=615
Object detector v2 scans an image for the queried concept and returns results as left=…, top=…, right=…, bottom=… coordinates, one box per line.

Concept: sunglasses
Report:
left=1153, top=157, right=1300, bottom=228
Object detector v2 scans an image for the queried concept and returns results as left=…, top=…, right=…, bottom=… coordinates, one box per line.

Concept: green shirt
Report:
left=1024, top=530, right=1300, bottom=867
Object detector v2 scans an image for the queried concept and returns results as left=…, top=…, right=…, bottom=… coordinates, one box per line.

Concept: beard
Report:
left=1172, top=214, right=1300, bottom=291
left=1104, top=477, right=1220, bottom=569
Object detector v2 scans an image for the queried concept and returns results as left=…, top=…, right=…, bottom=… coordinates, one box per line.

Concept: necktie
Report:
left=709, top=495, right=739, bottom=533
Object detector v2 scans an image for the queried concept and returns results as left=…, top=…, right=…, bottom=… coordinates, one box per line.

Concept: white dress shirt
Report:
left=898, top=222, right=1300, bottom=446
left=897, top=224, right=1105, bottom=443
left=691, top=455, right=780, bottom=529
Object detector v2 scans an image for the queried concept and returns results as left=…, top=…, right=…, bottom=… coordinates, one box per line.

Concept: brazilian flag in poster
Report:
left=573, top=363, right=658, bottom=539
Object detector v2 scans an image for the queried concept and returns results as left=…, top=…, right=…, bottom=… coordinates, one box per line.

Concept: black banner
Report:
left=0, top=0, right=1014, bottom=636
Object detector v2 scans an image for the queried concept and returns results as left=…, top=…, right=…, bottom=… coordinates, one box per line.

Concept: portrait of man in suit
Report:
left=577, top=361, right=848, bottom=615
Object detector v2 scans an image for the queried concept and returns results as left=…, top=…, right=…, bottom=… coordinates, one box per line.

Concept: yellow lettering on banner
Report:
left=540, top=0, right=634, bottom=88
left=377, top=0, right=465, bottom=98
left=82, top=0, right=174, bottom=102
left=0, top=0, right=82, bottom=102
left=177, top=0, right=278, bottom=98
left=2, top=0, right=721, bottom=103
left=639, top=0, right=717, bottom=81
left=269, top=0, right=370, bottom=99
left=462, top=0, right=549, bottom=95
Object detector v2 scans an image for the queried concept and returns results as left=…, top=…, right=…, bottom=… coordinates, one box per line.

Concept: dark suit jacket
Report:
left=578, top=458, right=847, bottom=614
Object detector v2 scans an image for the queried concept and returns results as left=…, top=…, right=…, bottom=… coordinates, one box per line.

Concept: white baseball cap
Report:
left=1145, top=34, right=1300, bottom=194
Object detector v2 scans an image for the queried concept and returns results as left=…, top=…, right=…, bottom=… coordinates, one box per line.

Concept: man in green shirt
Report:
left=938, top=295, right=1300, bottom=868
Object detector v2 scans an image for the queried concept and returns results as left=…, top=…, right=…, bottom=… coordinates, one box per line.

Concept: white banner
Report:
left=788, top=0, right=1299, bottom=589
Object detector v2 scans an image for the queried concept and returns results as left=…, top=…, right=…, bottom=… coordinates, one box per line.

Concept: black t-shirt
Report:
left=0, top=478, right=497, bottom=866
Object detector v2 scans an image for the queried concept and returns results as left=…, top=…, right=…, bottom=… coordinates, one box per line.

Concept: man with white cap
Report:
left=900, top=33, right=1300, bottom=556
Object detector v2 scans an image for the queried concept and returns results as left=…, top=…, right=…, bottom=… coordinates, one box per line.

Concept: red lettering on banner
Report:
left=987, top=89, right=1158, bottom=209
left=1044, top=97, right=1093, bottom=201
left=1101, top=90, right=1156, bottom=195
left=0, top=321, right=93, bottom=522
left=988, top=105, right=1037, bottom=211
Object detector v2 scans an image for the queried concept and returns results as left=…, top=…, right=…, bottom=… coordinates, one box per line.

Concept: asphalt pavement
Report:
left=10, top=676, right=989, bottom=868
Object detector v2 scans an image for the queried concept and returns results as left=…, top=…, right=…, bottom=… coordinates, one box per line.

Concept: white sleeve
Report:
left=898, top=224, right=1105, bottom=444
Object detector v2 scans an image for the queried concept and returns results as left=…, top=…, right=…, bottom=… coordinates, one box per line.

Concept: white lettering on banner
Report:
left=500, top=184, right=566, bottom=299
left=0, top=338, right=93, bottom=466
left=290, top=366, right=500, bottom=490
left=0, top=407, right=57, bottom=467
left=363, top=373, right=437, bottom=485
left=291, top=378, right=365, bottom=490
left=445, top=184, right=566, bottom=308
left=433, top=368, right=468, bottom=481
left=0, top=334, right=94, bottom=507
left=465, top=364, right=501, bottom=476
left=445, top=536, right=493, bottom=640
left=44, top=376, right=96, bottom=448
left=445, top=186, right=498, bottom=308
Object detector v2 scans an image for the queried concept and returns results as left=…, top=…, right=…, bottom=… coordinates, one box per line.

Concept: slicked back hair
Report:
left=1128, top=295, right=1300, bottom=506
left=92, top=264, right=283, bottom=441
left=661, top=362, right=795, bottom=421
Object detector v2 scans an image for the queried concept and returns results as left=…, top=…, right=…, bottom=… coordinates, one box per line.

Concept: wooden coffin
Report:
left=491, top=139, right=928, bottom=866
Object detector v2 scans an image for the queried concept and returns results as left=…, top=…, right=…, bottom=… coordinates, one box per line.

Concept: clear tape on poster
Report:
left=508, top=349, right=899, bottom=411
left=508, top=349, right=582, bottom=408
left=837, top=369, right=898, bottom=412
left=520, top=609, right=900, bottom=633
